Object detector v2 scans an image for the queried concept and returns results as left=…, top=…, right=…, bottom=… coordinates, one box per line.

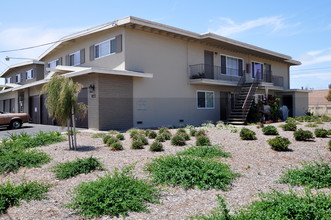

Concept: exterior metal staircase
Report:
left=227, top=77, right=259, bottom=125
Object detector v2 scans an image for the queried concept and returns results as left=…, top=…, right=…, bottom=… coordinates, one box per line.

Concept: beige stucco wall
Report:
left=293, top=92, right=309, bottom=116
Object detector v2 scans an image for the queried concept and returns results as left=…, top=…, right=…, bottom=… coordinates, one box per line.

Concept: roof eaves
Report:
left=0, top=60, right=44, bottom=77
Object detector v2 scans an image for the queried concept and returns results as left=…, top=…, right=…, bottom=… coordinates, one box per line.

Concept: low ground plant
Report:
left=262, top=125, right=278, bottom=135
left=194, top=189, right=331, bottom=219
left=196, top=135, right=211, bottom=146
left=305, top=123, right=318, bottom=127
left=189, top=128, right=197, bottom=136
left=201, top=121, right=215, bottom=128
left=177, top=145, right=231, bottom=159
left=281, top=121, right=297, bottom=131
left=195, top=129, right=207, bottom=137
left=295, top=115, right=319, bottom=122
left=131, top=140, right=144, bottom=149
left=267, top=136, right=291, bottom=151
left=66, top=166, right=159, bottom=218
left=52, top=157, right=103, bottom=179
left=145, top=155, right=238, bottom=190
left=116, top=133, right=125, bottom=140
left=0, top=181, right=50, bottom=214
left=155, top=135, right=165, bottom=142
left=147, top=131, right=157, bottom=139
left=293, top=129, right=314, bottom=141
left=106, top=137, right=119, bottom=146
left=91, top=133, right=107, bottom=138
left=102, top=135, right=111, bottom=144
left=240, top=128, right=257, bottom=140
left=149, top=141, right=164, bottom=152
left=314, top=128, right=328, bottom=138
left=110, top=142, right=123, bottom=151
left=171, top=135, right=186, bottom=146
left=329, top=140, right=331, bottom=151
left=132, top=135, right=148, bottom=145
left=279, top=161, right=331, bottom=188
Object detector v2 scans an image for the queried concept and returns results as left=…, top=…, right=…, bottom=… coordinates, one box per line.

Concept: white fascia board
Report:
left=0, top=60, right=44, bottom=77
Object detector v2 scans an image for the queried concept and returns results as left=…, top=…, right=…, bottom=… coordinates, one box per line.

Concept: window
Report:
left=69, top=51, right=81, bottom=66
left=197, top=91, right=214, bottom=109
left=47, top=59, right=59, bottom=73
left=15, top=74, right=21, bottom=83
left=26, top=69, right=34, bottom=80
left=5, top=77, right=11, bottom=84
left=220, top=55, right=243, bottom=76
left=252, top=62, right=263, bottom=80
left=94, top=38, right=116, bottom=59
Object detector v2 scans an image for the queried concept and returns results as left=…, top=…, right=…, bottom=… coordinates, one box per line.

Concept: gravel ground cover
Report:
left=0, top=121, right=330, bottom=220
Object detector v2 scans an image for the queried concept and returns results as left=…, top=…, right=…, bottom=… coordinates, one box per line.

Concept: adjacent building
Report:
left=0, top=16, right=309, bottom=130
left=308, top=89, right=331, bottom=116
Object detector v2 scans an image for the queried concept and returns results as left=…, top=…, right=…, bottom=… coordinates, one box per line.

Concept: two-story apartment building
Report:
left=0, top=16, right=309, bottom=130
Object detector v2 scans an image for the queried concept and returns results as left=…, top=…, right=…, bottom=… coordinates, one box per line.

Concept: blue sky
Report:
left=0, top=0, right=330, bottom=89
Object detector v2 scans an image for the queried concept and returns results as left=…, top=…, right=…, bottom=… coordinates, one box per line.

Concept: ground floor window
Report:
left=197, top=90, right=214, bottom=109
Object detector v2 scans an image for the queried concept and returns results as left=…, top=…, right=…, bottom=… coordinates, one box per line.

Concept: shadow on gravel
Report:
left=75, top=146, right=98, bottom=152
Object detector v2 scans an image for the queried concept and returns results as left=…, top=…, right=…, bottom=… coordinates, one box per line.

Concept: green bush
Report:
left=240, top=128, right=257, bottom=140
left=162, top=132, right=171, bottom=140
left=66, top=166, right=159, bottom=218
left=110, top=142, right=123, bottom=151
left=149, top=142, right=164, bottom=152
left=295, top=115, right=319, bottom=122
left=176, top=131, right=190, bottom=141
left=267, top=136, right=291, bottom=151
left=146, top=155, right=237, bottom=190
left=132, top=135, right=148, bottom=145
left=102, top=135, right=111, bottom=144
left=52, top=157, right=103, bottom=179
left=196, top=136, right=211, bottom=146
left=116, top=133, right=125, bottom=140
left=190, top=128, right=197, bottom=136
left=194, top=189, right=331, bottom=220
left=147, top=131, right=157, bottom=139
left=91, top=133, right=107, bottom=138
left=108, top=130, right=119, bottom=135
left=158, top=127, right=169, bottom=134
left=328, top=129, right=331, bottom=136
left=106, top=137, right=119, bottom=146
left=305, top=123, right=318, bottom=127
left=155, top=135, right=165, bottom=142
left=262, top=125, right=278, bottom=135
left=281, top=121, right=297, bottom=131
left=177, top=145, right=231, bottom=159
left=294, top=129, right=314, bottom=141
left=279, top=161, right=331, bottom=189
left=128, top=129, right=144, bottom=138
left=176, top=128, right=187, bottom=133
left=195, top=129, right=207, bottom=137
left=171, top=135, right=186, bottom=146
left=0, top=181, right=50, bottom=214
left=314, top=128, right=328, bottom=138
left=131, top=140, right=144, bottom=149
left=321, top=115, right=331, bottom=122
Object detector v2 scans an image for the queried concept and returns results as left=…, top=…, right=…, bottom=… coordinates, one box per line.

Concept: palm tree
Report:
left=41, top=74, right=86, bottom=150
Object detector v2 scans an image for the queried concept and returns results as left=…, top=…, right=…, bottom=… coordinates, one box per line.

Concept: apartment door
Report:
left=18, top=92, right=24, bottom=113
left=282, top=95, right=293, bottom=117
left=220, top=92, right=229, bottom=121
left=76, top=88, right=88, bottom=128
left=40, top=94, right=54, bottom=125
left=29, top=95, right=40, bottom=124
left=204, top=50, right=214, bottom=79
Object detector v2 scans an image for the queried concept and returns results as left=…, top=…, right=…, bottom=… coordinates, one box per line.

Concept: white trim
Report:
left=69, top=50, right=81, bottom=66
left=0, top=60, right=44, bottom=77
left=94, top=37, right=116, bottom=59
left=220, top=54, right=244, bottom=76
left=196, top=90, right=215, bottom=109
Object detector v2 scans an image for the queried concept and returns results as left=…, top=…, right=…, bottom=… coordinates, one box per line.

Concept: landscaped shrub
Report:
left=155, top=135, right=165, bottom=142
left=176, top=131, right=190, bottom=141
left=149, top=141, right=164, bottom=152
left=128, top=129, right=144, bottom=138
left=267, top=136, right=291, bottom=151
left=146, top=155, right=237, bottom=190
left=279, top=161, right=331, bottom=188
left=329, top=140, right=331, bottom=151
left=158, top=128, right=171, bottom=140
left=52, top=157, right=103, bottom=179
left=158, top=127, right=169, bottom=134
left=110, top=142, right=123, bottom=151
left=295, top=115, right=319, bottom=122
left=196, top=135, right=211, bottom=146
left=0, top=181, right=50, bottom=214
left=131, top=140, right=144, bottom=149
left=171, top=135, right=186, bottom=146
left=321, top=115, right=331, bottom=122
left=66, top=166, right=160, bottom=218
left=262, top=125, right=278, bottom=135
left=132, top=135, right=148, bottom=145
left=240, top=128, right=257, bottom=140
left=91, top=133, right=107, bottom=138
left=116, top=133, right=125, bottom=140
left=147, top=131, right=157, bottom=139
left=194, top=189, right=331, bottom=219
left=103, top=135, right=111, bottom=144
left=176, top=128, right=187, bottom=134
left=294, top=129, right=314, bottom=141
left=195, top=129, right=207, bottom=137
left=177, top=145, right=231, bottom=159
left=189, top=128, right=197, bottom=136
left=314, top=128, right=328, bottom=138
left=106, top=137, right=119, bottom=146
left=305, top=123, right=318, bottom=127
left=108, top=130, right=119, bottom=135
left=281, top=121, right=297, bottom=131
left=201, top=121, right=215, bottom=128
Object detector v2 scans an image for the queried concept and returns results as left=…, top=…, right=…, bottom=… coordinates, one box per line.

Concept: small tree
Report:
left=41, top=75, right=86, bottom=150
left=326, top=89, right=331, bottom=101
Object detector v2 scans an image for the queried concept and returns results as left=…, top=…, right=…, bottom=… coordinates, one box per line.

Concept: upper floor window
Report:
left=69, top=51, right=81, bottom=66
left=197, top=90, right=214, bottom=109
left=48, top=59, right=59, bottom=69
left=15, top=74, right=21, bottom=83
left=5, top=77, right=11, bottom=84
left=220, top=55, right=243, bottom=76
left=95, top=38, right=116, bottom=59
left=26, top=69, right=34, bottom=80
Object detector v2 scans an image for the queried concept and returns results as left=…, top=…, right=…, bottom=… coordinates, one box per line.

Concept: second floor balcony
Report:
left=189, top=64, right=284, bottom=88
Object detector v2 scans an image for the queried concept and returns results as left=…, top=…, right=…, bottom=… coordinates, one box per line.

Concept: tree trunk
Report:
left=72, top=107, right=77, bottom=150
left=67, top=120, right=72, bottom=150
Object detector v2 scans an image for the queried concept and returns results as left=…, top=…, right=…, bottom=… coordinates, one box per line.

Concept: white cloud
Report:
left=208, top=16, right=300, bottom=37
left=297, top=48, right=331, bottom=66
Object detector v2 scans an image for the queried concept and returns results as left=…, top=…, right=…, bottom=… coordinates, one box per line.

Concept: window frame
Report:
left=69, top=51, right=81, bottom=66
left=15, top=74, right=21, bottom=83
left=94, top=37, right=116, bottom=59
left=220, top=54, right=244, bottom=76
left=251, top=61, right=264, bottom=79
left=26, top=69, right=34, bottom=80
left=196, top=90, right=215, bottom=109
